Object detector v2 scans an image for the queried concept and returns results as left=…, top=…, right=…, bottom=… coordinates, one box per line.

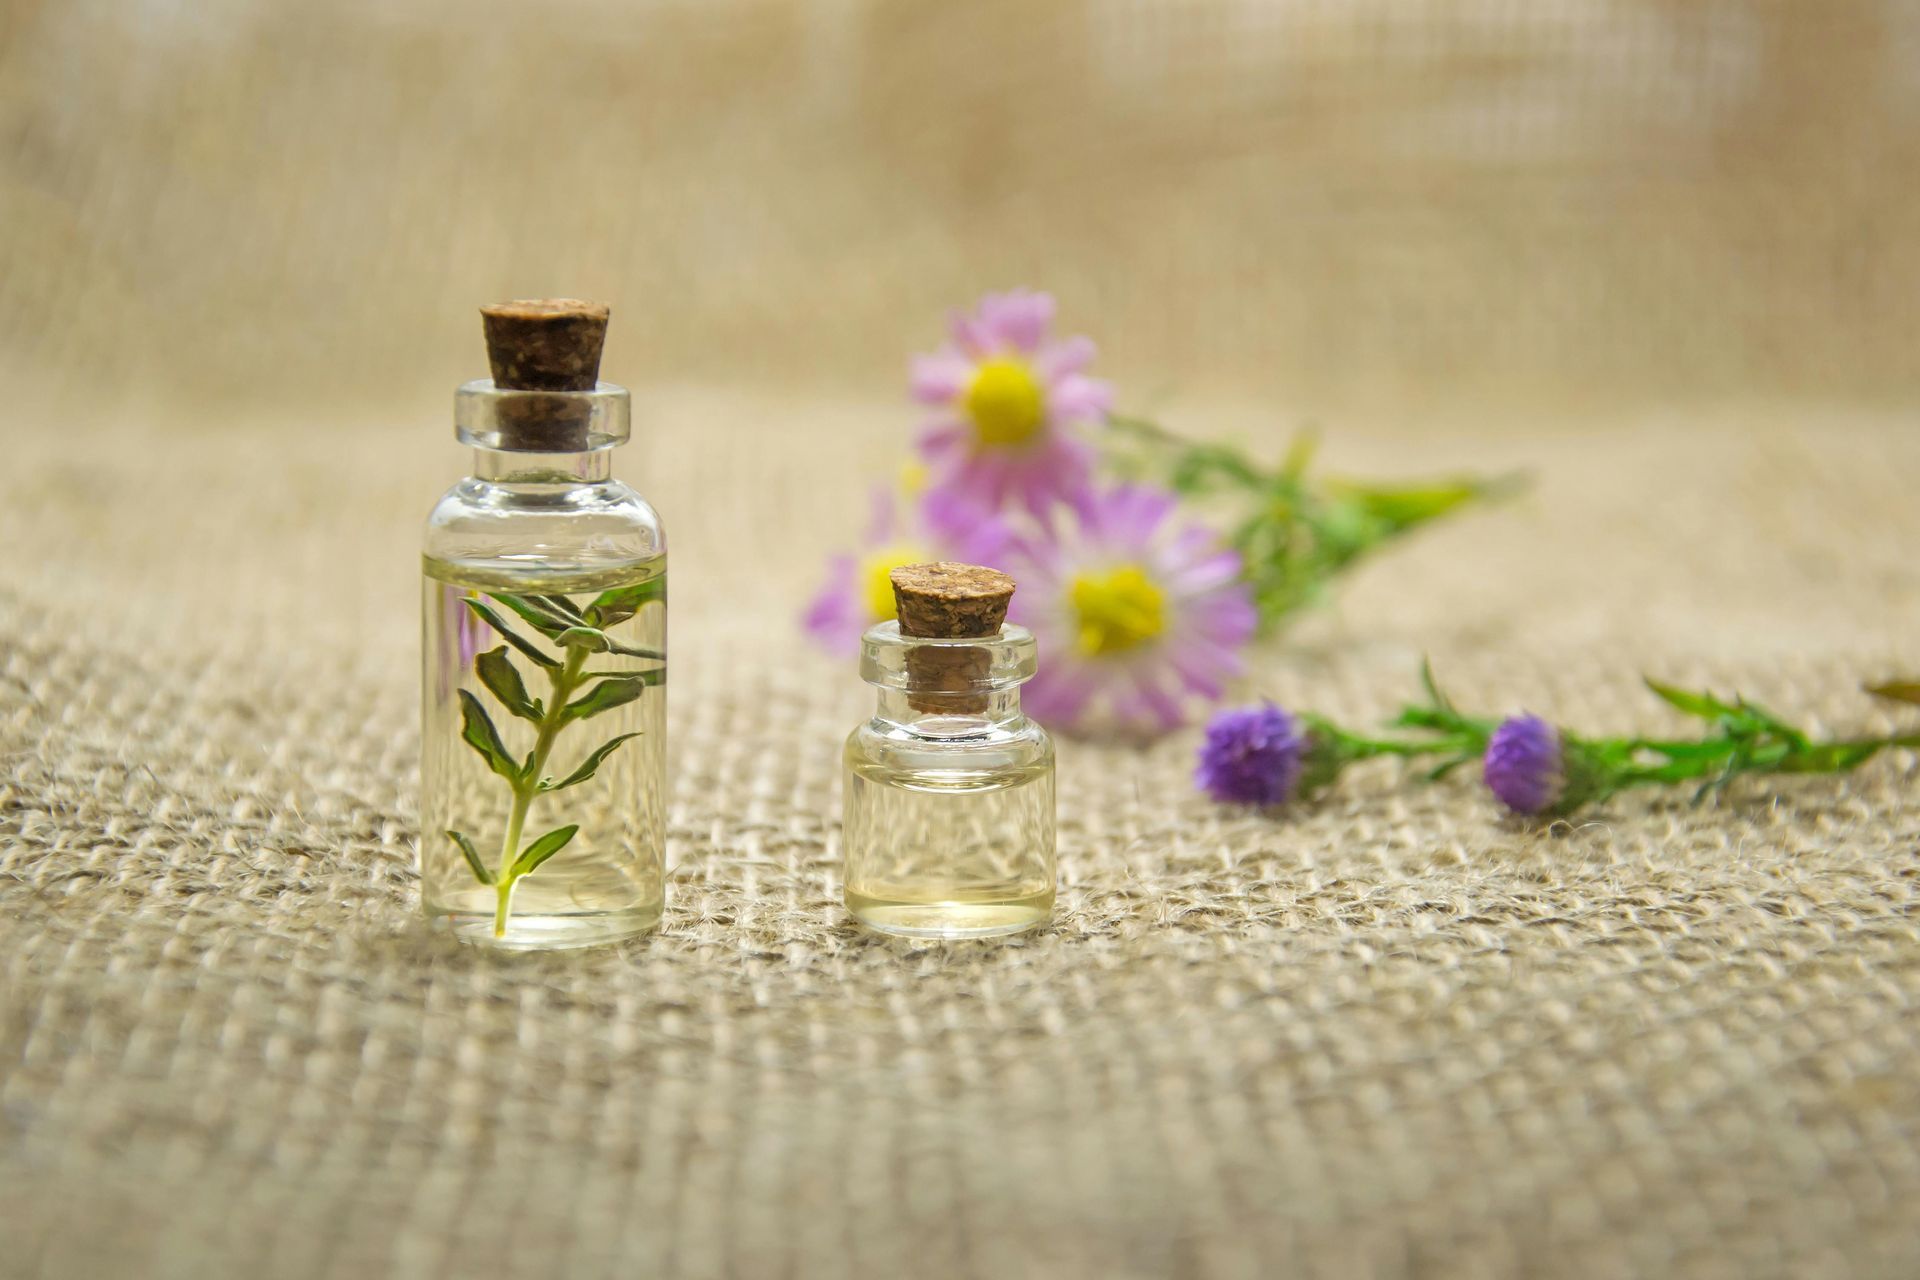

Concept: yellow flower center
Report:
left=859, top=544, right=928, bottom=623
left=1069, top=564, right=1166, bottom=656
left=963, top=357, right=1046, bottom=447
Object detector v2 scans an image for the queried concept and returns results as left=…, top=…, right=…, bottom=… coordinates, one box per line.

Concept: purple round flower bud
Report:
left=1196, top=703, right=1308, bottom=806
left=1482, top=714, right=1568, bottom=814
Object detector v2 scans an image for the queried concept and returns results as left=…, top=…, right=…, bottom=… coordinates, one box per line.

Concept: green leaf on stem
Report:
left=564, top=675, right=648, bottom=722
left=510, top=824, right=579, bottom=878
left=1330, top=479, right=1491, bottom=531
left=1420, top=657, right=1455, bottom=715
left=463, top=598, right=560, bottom=669
left=544, top=732, right=642, bottom=791
left=488, top=593, right=575, bottom=637
left=537, top=593, right=587, bottom=621
left=554, top=626, right=612, bottom=653
left=585, top=577, right=665, bottom=628
left=581, top=666, right=666, bottom=683
left=1866, top=679, right=1920, bottom=708
left=458, top=690, right=523, bottom=782
left=1279, top=432, right=1319, bottom=482
left=475, top=647, right=542, bottom=722
left=1632, top=738, right=1740, bottom=763
left=1778, top=741, right=1888, bottom=773
left=445, top=830, right=493, bottom=885
left=1644, top=678, right=1741, bottom=722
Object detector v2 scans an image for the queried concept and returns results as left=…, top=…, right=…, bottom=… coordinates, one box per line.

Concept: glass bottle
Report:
left=842, top=565, right=1055, bottom=938
left=420, top=301, right=667, bottom=949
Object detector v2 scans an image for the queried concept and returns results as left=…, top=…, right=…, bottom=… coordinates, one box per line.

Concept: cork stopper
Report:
left=891, top=562, right=1016, bottom=638
left=478, top=299, right=611, bottom=450
left=890, top=563, right=1015, bottom=714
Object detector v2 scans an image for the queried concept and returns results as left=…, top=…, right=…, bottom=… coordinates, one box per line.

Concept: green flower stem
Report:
left=1334, top=732, right=1481, bottom=761
left=1611, top=733, right=1920, bottom=790
left=492, top=645, right=589, bottom=937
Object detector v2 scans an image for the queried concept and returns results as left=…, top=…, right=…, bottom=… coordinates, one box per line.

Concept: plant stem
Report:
left=492, top=645, right=588, bottom=937
left=1341, top=732, right=1481, bottom=761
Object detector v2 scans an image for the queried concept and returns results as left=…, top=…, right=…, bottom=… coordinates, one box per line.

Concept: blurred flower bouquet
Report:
left=805, top=291, right=1515, bottom=739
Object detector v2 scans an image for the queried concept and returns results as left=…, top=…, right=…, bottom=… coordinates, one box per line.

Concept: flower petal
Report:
left=1038, top=335, right=1096, bottom=381
left=978, top=290, right=1055, bottom=353
left=911, top=352, right=974, bottom=404
left=1023, top=665, right=1100, bottom=730
left=802, top=555, right=863, bottom=653
left=1164, top=548, right=1244, bottom=596
left=1047, top=373, right=1112, bottom=424
left=916, top=422, right=969, bottom=461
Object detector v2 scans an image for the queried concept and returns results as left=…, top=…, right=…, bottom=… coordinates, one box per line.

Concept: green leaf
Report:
left=1779, top=741, right=1888, bottom=773
left=1330, top=474, right=1524, bottom=532
left=445, top=830, right=493, bottom=885
left=457, top=690, right=523, bottom=783
left=544, top=732, right=642, bottom=791
left=1644, top=678, right=1740, bottom=722
left=1633, top=738, right=1741, bottom=763
left=564, top=675, right=648, bottom=722
left=474, top=647, right=541, bottom=721
left=1420, top=657, right=1454, bottom=714
left=1278, top=431, right=1319, bottom=482
left=510, top=824, right=579, bottom=879
left=554, top=626, right=612, bottom=653
left=585, top=577, right=665, bottom=628
left=463, top=598, right=560, bottom=668
left=582, top=667, right=666, bottom=684
left=1866, top=679, right=1920, bottom=708
left=538, top=594, right=587, bottom=621
left=488, top=593, right=574, bottom=637
left=604, top=640, right=666, bottom=660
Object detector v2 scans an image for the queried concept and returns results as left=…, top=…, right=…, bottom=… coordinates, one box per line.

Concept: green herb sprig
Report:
left=1107, top=416, right=1522, bottom=631
left=447, top=578, right=665, bottom=936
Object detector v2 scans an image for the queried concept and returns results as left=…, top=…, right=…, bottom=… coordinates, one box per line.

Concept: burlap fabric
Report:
left=1, top=396, right=1915, bottom=1279
left=6, top=1, right=1920, bottom=1275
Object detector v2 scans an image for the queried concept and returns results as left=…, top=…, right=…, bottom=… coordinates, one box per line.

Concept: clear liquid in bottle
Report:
left=421, top=555, right=666, bottom=949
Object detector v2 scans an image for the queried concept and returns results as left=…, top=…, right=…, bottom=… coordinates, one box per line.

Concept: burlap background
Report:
left=3, top=3, right=1919, bottom=1278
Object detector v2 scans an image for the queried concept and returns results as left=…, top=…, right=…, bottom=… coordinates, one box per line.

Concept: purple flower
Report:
left=1002, top=483, right=1257, bottom=736
left=803, top=482, right=1013, bottom=653
left=1483, top=714, right=1568, bottom=814
left=1196, top=704, right=1308, bottom=806
left=911, top=290, right=1112, bottom=516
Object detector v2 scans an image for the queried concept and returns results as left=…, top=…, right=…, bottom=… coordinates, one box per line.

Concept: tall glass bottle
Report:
left=842, top=563, right=1055, bottom=938
left=420, top=301, right=667, bottom=949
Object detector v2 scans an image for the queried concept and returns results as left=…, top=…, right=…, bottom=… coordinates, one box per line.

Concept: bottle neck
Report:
left=473, top=446, right=613, bottom=484
left=873, top=686, right=1026, bottom=733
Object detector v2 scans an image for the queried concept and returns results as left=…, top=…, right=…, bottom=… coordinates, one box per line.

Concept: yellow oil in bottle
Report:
left=842, top=735, right=1054, bottom=939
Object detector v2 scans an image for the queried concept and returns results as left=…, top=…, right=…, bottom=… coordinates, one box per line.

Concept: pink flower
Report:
left=1003, top=484, right=1257, bottom=736
left=912, top=290, right=1112, bottom=516
left=803, top=483, right=1014, bottom=654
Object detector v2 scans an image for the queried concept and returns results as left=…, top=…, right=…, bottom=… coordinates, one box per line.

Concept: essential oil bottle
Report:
left=842, top=562, right=1056, bottom=938
left=420, top=300, right=667, bottom=949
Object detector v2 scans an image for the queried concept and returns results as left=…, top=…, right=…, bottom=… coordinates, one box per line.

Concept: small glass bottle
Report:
left=842, top=563, right=1056, bottom=938
left=420, top=300, right=667, bottom=949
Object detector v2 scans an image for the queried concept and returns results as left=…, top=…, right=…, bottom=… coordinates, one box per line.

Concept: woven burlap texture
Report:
left=4, top=2, right=1919, bottom=1271
left=1, top=396, right=1915, bottom=1279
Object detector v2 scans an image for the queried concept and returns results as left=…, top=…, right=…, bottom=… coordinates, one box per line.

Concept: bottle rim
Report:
left=455, top=379, right=631, bottom=451
left=858, top=621, right=1037, bottom=691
